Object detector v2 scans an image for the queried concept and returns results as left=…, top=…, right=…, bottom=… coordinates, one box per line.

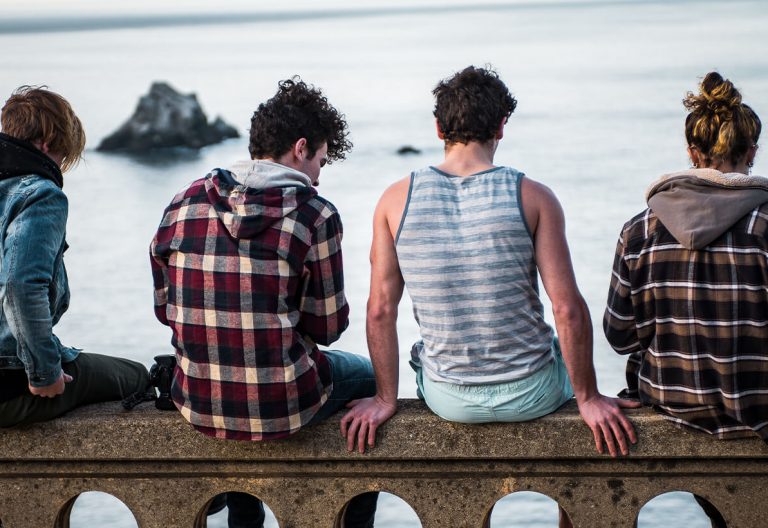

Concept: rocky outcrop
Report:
left=396, top=145, right=421, bottom=155
left=97, top=82, right=239, bottom=152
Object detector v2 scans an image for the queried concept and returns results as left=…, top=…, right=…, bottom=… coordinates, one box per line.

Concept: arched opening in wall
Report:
left=62, top=491, right=138, bottom=528
left=336, top=491, right=421, bottom=527
left=637, top=492, right=726, bottom=528
left=204, top=492, right=279, bottom=528
left=488, top=491, right=571, bottom=528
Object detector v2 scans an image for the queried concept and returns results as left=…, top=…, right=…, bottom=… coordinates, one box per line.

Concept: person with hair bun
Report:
left=684, top=71, right=760, bottom=173
left=605, top=72, right=766, bottom=445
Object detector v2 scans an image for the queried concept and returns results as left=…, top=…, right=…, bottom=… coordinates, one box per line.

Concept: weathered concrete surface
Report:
left=1, top=399, right=765, bottom=461
left=0, top=400, right=766, bottom=527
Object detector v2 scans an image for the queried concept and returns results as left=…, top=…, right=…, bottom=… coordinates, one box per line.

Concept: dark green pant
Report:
left=0, top=352, right=150, bottom=427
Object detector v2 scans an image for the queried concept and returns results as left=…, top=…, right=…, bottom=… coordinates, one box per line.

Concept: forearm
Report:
left=301, top=213, right=349, bottom=345
left=553, top=299, right=598, bottom=403
left=603, top=240, right=641, bottom=354
left=299, top=293, right=349, bottom=345
left=366, top=305, right=399, bottom=405
left=151, top=277, right=170, bottom=327
left=603, top=286, right=642, bottom=354
left=1, top=185, right=68, bottom=386
left=3, top=283, right=62, bottom=386
left=149, top=239, right=171, bottom=326
left=603, top=318, right=642, bottom=354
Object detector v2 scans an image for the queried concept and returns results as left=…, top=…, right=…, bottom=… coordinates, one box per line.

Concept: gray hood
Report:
left=646, top=168, right=768, bottom=249
left=204, top=159, right=316, bottom=240
left=229, top=159, right=311, bottom=189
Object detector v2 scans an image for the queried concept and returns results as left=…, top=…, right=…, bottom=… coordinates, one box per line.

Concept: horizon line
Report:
left=0, top=0, right=702, bottom=35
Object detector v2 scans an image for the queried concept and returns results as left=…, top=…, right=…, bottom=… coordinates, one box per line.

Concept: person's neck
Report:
left=700, top=163, right=749, bottom=175
left=698, top=155, right=755, bottom=175
left=435, top=140, right=497, bottom=177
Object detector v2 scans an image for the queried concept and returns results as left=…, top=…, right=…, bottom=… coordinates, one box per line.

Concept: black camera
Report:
left=149, top=354, right=177, bottom=411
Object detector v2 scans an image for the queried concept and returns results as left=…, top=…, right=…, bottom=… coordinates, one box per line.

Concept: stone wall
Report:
left=0, top=400, right=766, bottom=527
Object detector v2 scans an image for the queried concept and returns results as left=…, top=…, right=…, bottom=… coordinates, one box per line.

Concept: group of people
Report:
left=0, top=66, right=764, bottom=528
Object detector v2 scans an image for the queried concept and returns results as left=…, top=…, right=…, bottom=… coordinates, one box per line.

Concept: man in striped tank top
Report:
left=341, top=66, right=640, bottom=461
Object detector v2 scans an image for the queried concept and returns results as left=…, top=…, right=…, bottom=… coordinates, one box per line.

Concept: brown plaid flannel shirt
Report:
left=604, top=204, right=768, bottom=441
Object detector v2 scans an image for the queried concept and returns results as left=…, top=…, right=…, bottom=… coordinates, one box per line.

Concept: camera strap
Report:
left=121, top=389, right=157, bottom=411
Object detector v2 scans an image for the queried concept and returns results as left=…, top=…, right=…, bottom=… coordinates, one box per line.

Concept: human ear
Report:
left=687, top=146, right=700, bottom=168
left=293, top=138, right=308, bottom=161
left=31, top=140, right=49, bottom=154
left=747, top=143, right=758, bottom=166
left=495, top=118, right=506, bottom=140
left=435, top=120, right=445, bottom=140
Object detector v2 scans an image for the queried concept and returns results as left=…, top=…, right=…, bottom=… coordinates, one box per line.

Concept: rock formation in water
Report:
left=97, top=82, right=239, bottom=152
left=396, top=145, right=421, bottom=155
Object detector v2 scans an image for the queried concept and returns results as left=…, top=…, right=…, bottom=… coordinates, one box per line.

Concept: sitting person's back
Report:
left=151, top=77, right=378, bottom=527
left=604, top=71, right=767, bottom=441
left=0, top=86, right=149, bottom=427
left=397, top=165, right=554, bottom=389
left=342, top=66, right=639, bottom=463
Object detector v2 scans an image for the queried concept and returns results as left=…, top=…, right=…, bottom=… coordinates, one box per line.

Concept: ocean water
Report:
left=2, top=0, right=768, bottom=526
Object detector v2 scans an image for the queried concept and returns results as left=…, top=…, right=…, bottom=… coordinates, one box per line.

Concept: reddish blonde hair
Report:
left=1, top=86, right=85, bottom=173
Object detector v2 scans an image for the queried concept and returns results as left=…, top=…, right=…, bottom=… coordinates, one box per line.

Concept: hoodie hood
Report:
left=646, top=168, right=768, bottom=249
left=0, top=132, right=63, bottom=188
left=206, top=160, right=316, bottom=239
left=229, top=159, right=312, bottom=189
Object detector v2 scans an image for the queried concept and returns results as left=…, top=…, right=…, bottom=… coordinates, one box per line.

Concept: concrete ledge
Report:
left=1, top=399, right=768, bottom=527
left=1, top=399, right=766, bottom=461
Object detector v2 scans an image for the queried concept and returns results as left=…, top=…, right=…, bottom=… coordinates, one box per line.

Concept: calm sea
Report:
left=2, top=0, right=767, bottom=525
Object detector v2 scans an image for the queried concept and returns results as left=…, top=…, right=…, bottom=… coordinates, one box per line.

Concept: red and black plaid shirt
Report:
left=150, top=169, right=348, bottom=440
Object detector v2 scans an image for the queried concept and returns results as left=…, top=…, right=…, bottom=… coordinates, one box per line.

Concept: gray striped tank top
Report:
left=396, top=166, right=554, bottom=384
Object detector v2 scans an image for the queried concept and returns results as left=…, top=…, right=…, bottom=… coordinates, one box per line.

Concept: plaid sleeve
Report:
left=149, top=206, right=174, bottom=327
left=603, top=234, right=642, bottom=355
left=298, top=210, right=349, bottom=346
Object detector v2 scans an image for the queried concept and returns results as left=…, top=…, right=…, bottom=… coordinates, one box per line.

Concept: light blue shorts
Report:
left=411, top=339, right=574, bottom=423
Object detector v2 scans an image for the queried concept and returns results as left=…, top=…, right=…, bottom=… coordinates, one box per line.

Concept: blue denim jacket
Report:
left=0, top=174, right=79, bottom=386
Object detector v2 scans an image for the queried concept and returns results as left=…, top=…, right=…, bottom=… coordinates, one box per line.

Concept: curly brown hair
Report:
left=248, top=77, right=351, bottom=164
left=684, top=72, right=761, bottom=167
left=1, top=85, right=85, bottom=173
left=433, top=66, right=517, bottom=145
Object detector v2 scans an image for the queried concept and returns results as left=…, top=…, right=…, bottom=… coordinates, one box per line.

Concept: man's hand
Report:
left=340, top=396, right=397, bottom=454
left=28, top=371, right=73, bottom=398
left=577, top=394, right=641, bottom=456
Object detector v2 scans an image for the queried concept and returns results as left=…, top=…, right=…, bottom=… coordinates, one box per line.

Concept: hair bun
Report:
left=683, top=71, right=761, bottom=167
left=684, top=71, right=742, bottom=116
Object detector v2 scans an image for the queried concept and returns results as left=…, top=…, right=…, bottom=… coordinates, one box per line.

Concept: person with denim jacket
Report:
left=0, top=86, right=149, bottom=426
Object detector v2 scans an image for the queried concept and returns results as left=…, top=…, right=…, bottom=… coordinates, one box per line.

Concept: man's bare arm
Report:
left=521, top=177, right=640, bottom=457
left=340, top=179, right=408, bottom=453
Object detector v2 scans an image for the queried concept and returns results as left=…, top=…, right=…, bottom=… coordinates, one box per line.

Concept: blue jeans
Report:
left=308, top=349, right=377, bottom=424
left=216, top=349, right=378, bottom=528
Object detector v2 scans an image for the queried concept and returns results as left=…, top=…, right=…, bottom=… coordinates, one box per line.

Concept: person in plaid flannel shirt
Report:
left=151, top=78, right=377, bottom=527
left=604, top=72, right=763, bottom=526
left=605, top=72, right=765, bottom=441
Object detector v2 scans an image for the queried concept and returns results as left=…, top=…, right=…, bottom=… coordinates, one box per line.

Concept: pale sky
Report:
left=0, top=0, right=594, bottom=18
